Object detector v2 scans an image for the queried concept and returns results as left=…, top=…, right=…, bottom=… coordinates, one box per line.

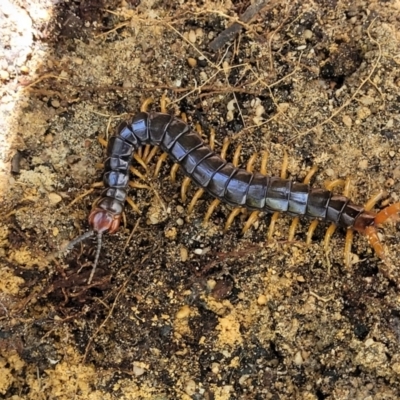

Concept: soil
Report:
left=1, top=0, right=400, bottom=399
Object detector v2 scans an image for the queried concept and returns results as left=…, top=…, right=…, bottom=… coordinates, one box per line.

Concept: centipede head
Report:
left=88, top=207, right=122, bottom=234
left=64, top=209, right=121, bottom=284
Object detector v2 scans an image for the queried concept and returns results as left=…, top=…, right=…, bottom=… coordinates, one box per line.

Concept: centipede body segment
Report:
left=72, top=108, right=399, bottom=283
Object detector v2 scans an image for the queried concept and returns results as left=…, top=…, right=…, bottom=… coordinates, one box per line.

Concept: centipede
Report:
left=68, top=102, right=400, bottom=284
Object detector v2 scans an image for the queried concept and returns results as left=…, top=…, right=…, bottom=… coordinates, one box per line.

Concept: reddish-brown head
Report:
left=88, top=208, right=121, bottom=234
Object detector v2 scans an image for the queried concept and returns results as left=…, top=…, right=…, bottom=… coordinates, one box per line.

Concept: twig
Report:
left=209, top=0, right=271, bottom=51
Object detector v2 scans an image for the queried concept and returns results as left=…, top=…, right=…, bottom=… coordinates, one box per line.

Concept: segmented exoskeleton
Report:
left=70, top=111, right=400, bottom=283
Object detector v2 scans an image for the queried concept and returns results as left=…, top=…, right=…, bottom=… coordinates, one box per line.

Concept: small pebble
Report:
left=199, top=71, right=208, bottom=81
left=164, top=227, right=177, bottom=239
left=48, top=192, right=62, bottom=204
left=122, top=80, right=132, bottom=88
left=187, top=57, right=197, bottom=68
left=211, top=362, right=220, bottom=374
left=51, top=99, right=60, bottom=108
left=193, top=247, right=210, bottom=255
left=195, top=28, right=204, bottom=38
left=0, top=70, right=9, bottom=80
left=180, top=246, right=188, bottom=262
left=176, top=305, right=191, bottom=319
left=257, top=294, right=267, bottom=306
left=197, top=56, right=207, bottom=67
left=133, top=365, right=146, bottom=377
left=303, top=29, right=313, bottom=39
left=176, top=218, right=184, bottom=226
left=184, top=379, right=196, bottom=396
left=358, top=159, right=368, bottom=170
left=207, top=279, right=216, bottom=290
left=255, top=104, right=265, bottom=117
left=325, top=168, right=334, bottom=177
left=227, top=99, right=236, bottom=111
left=294, top=351, right=304, bottom=366
left=357, top=106, right=371, bottom=120
left=385, top=178, right=395, bottom=188
left=226, top=110, right=234, bottom=122
left=342, top=115, right=352, bottom=127
left=188, top=30, right=197, bottom=43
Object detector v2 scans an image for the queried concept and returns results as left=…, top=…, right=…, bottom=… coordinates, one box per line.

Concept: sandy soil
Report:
left=1, top=0, right=400, bottom=399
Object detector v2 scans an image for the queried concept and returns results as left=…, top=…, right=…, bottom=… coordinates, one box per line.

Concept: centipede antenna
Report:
left=88, top=232, right=102, bottom=284
left=66, top=230, right=94, bottom=250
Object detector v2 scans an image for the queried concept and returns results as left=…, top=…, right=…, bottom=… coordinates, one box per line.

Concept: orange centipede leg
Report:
left=289, top=165, right=318, bottom=242
left=321, top=178, right=351, bottom=265
left=181, top=177, right=192, bottom=203
left=267, top=150, right=288, bottom=240
left=203, top=138, right=231, bottom=226
left=374, top=203, right=400, bottom=225
left=138, top=98, right=154, bottom=159
left=185, top=124, right=214, bottom=211
left=187, top=188, right=205, bottom=215
left=225, top=144, right=244, bottom=229
left=242, top=151, right=270, bottom=234
left=154, top=152, right=169, bottom=177
left=203, top=198, right=221, bottom=226
left=225, top=207, right=244, bottom=232
left=170, top=114, right=187, bottom=183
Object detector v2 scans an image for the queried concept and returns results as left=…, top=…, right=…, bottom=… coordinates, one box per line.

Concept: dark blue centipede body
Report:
left=89, top=112, right=376, bottom=236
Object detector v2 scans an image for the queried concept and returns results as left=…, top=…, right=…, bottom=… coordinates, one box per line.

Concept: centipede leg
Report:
left=170, top=112, right=188, bottom=183
left=288, top=165, right=318, bottom=241
left=145, top=145, right=159, bottom=165
left=170, top=163, right=180, bottom=183
left=182, top=123, right=211, bottom=205
left=323, top=178, right=351, bottom=265
left=154, top=152, right=169, bottom=177
left=224, top=207, right=244, bottom=232
left=225, top=144, right=244, bottom=231
left=129, top=166, right=147, bottom=182
left=242, top=151, right=269, bottom=234
left=267, top=150, right=288, bottom=240
left=373, top=202, right=400, bottom=225
left=126, top=197, right=141, bottom=214
left=98, top=136, right=108, bottom=148
left=203, top=199, right=221, bottom=226
left=138, top=98, right=154, bottom=159
left=201, top=138, right=232, bottom=225
left=128, top=181, right=151, bottom=190
left=68, top=188, right=96, bottom=208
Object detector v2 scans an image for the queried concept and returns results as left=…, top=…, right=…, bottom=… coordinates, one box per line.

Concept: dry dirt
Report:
left=1, top=0, right=400, bottom=399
